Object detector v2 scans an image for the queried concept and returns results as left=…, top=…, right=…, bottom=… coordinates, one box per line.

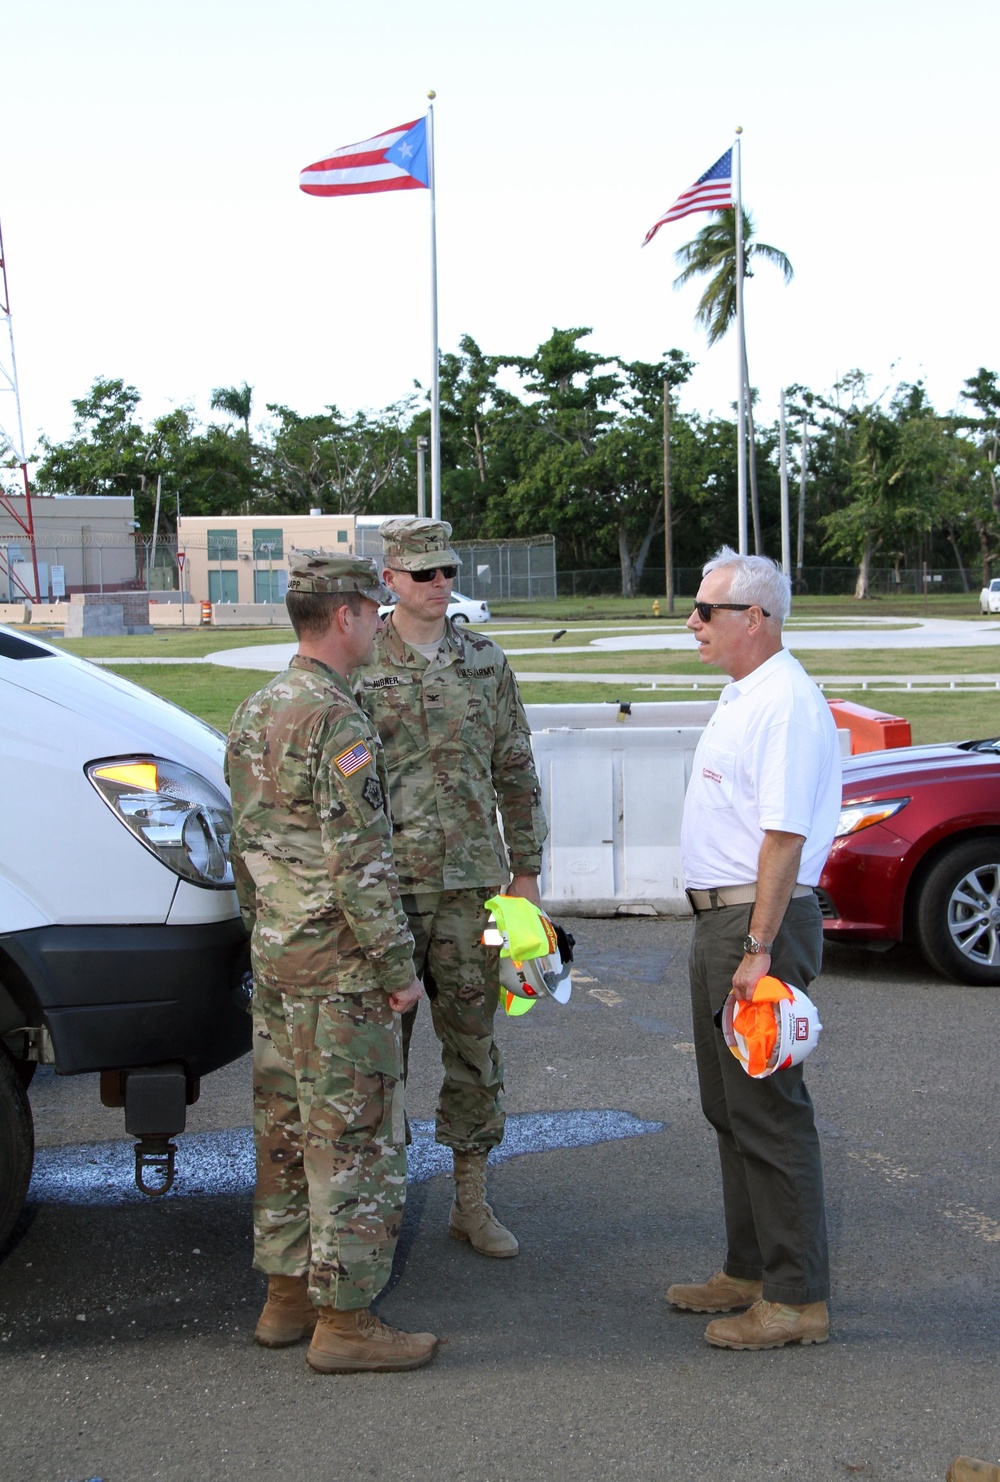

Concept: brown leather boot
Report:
left=947, top=1461, right=1000, bottom=1482
left=253, top=1274, right=317, bottom=1348
left=666, top=1269, right=763, bottom=1312
left=705, top=1298, right=830, bottom=1350
left=449, top=1151, right=518, bottom=1258
left=306, top=1307, right=438, bottom=1373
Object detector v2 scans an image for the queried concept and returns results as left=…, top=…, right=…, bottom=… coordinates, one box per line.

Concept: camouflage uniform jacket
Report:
left=352, top=616, right=547, bottom=892
left=225, top=655, right=415, bottom=998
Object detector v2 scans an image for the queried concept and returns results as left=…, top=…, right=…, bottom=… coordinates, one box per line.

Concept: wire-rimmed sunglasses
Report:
left=692, top=601, right=771, bottom=622
left=390, top=565, right=458, bottom=583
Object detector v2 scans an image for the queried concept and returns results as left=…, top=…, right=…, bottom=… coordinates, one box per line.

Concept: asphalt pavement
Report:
left=2, top=916, right=998, bottom=1482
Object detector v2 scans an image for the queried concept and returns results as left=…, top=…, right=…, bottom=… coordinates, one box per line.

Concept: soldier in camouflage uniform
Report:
left=225, top=550, right=438, bottom=1373
left=353, top=518, right=548, bottom=1258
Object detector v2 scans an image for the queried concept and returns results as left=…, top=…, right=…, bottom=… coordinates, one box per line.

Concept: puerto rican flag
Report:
left=642, top=148, right=733, bottom=246
left=300, top=117, right=429, bottom=197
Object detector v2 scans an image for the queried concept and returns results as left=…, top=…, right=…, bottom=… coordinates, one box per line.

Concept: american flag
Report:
left=334, top=741, right=373, bottom=777
left=300, top=118, right=428, bottom=198
left=642, top=148, right=733, bottom=247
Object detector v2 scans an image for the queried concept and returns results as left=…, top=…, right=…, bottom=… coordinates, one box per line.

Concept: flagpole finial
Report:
left=427, top=89, right=437, bottom=99
left=735, top=125, right=743, bottom=135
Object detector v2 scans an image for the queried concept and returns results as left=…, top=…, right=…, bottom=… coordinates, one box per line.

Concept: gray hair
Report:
left=702, top=546, right=791, bottom=624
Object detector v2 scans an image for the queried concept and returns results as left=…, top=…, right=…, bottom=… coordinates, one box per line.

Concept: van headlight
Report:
left=86, top=757, right=234, bottom=888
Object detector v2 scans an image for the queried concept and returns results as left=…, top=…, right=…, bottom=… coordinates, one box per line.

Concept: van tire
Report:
left=0, top=1046, right=34, bottom=1251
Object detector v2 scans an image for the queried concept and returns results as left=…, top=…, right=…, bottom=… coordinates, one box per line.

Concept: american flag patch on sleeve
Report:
left=334, top=740, right=372, bottom=776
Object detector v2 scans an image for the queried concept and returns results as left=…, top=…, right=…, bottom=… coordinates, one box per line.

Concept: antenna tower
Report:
left=0, top=214, right=41, bottom=602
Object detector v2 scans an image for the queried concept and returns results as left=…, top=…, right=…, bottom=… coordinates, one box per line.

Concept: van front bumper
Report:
left=0, top=918, right=251, bottom=1076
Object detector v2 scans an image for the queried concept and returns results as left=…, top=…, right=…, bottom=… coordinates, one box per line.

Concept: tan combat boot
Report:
left=947, top=1462, right=1000, bottom=1482
left=666, top=1269, right=763, bottom=1313
left=306, top=1307, right=438, bottom=1373
left=253, top=1274, right=317, bottom=1348
left=449, top=1151, right=519, bottom=1258
left=705, top=1298, right=830, bottom=1350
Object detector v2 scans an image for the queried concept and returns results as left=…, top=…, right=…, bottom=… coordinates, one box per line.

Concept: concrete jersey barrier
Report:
left=526, top=701, right=853, bottom=918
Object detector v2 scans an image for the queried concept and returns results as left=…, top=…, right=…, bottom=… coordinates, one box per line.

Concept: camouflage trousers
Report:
left=252, top=980, right=406, bottom=1310
left=400, top=887, right=505, bottom=1156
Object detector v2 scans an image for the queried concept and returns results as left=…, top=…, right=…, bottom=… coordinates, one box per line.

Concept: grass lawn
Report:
left=105, top=663, right=277, bottom=734
left=489, top=592, right=990, bottom=622
left=504, top=646, right=1000, bottom=677
left=35, top=600, right=995, bottom=745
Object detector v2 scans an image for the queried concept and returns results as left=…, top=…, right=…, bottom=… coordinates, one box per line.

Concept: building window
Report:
left=337, top=529, right=348, bottom=543
left=207, top=529, right=238, bottom=561
left=254, top=568, right=288, bottom=603
left=252, top=528, right=284, bottom=560
left=209, top=569, right=240, bottom=603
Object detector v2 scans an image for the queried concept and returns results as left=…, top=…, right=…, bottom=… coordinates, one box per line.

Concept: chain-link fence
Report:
left=354, top=530, right=557, bottom=600
left=1, top=527, right=983, bottom=606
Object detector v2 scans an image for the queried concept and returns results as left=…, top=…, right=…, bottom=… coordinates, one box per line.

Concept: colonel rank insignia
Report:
left=334, top=740, right=373, bottom=777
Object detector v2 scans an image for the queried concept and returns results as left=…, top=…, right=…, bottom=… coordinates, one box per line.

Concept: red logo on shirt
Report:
left=702, top=767, right=723, bottom=784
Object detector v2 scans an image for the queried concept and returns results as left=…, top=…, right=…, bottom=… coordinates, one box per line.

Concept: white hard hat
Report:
left=482, top=906, right=574, bottom=1005
left=721, top=980, right=822, bottom=1079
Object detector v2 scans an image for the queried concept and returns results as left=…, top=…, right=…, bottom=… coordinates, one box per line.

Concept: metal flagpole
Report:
left=426, top=91, right=441, bottom=522
left=733, top=126, right=747, bottom=555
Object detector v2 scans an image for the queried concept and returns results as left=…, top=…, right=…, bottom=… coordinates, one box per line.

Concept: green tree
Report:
left=957, top=369, right=1000, bottom=585
left=672, top=208, right=793, bottom=344
left=35, top=377, right=149, bottom=497
left=210, top=381, right=253, bottom=436
left=35, top=378, right=258, bottom=532
left=821, top=382, right=953, bottom=597
left=262, top=399, right=416, bottom=516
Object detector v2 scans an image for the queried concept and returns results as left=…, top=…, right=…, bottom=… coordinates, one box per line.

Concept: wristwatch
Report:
left=742, top=933, right=773, bottom=955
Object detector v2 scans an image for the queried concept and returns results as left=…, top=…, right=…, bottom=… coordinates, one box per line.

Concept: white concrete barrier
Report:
left=27, top=603, right=68, bottom=625
left=526, top=702, right=716, bottom=918
left=209, top=604, right=292, bottom=629
left=526, top=701, right=850, bottom=918
left=0, top=603, right=30, bottom=625
left=149, top=601, right=212, bottom=627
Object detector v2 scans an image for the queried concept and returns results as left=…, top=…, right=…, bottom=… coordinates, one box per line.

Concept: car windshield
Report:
left=960, top=738, right=1000, bottom=754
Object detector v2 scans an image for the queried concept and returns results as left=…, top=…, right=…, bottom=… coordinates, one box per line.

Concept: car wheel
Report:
left=0, top=1045, right=34, bottom=1252
left=915, top=836, right=1000, bottom=985
left=451, top=613, right=469, bottom=624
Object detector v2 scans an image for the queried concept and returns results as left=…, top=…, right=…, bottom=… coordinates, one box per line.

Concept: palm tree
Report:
left=673, top=208, right=792, bottom=346
left=210, top=382, right=254, bottom=437
left=674, top=210, right=793, bottom=554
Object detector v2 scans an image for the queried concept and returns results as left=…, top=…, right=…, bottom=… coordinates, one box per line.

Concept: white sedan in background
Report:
left=980, top=578, right=1000, bottom=614
left=379, top=592, right=491, bottom=624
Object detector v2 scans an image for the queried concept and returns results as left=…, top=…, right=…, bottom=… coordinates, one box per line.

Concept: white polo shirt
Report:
left=680, top=647, right=842, bottom=889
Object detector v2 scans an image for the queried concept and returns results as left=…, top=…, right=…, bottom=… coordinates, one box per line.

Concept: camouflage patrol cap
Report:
left=379, top=516, right=463, bottom=572
left=286, top=549, right=392, bottom=602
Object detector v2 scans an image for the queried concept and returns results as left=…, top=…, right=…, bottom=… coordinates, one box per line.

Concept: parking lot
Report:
left=2, top=914, right=998, bottom=1482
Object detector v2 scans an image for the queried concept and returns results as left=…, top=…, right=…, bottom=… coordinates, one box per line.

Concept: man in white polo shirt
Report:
left=666, top=546, right=842, bottom=1350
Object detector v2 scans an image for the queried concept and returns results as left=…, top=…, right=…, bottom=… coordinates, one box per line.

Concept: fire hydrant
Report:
left=652, top=599, right=661, bottom=617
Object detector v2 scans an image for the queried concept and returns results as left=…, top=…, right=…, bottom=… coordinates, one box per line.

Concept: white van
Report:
left=0, top=625, right=250, bottom=1248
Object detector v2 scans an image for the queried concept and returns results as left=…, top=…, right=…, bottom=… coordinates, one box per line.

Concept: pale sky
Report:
left=1, top=0, right=995, bottom=462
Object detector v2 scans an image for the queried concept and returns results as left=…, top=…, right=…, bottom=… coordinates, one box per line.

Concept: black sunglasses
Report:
left=692, top=601, right=771, bottom=622
left=391, top=565, right=458, bottom=583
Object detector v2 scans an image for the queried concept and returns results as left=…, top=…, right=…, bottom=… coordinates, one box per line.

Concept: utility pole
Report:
left=796, top=414, right=809, bottom=591
left=663, top=380, right=674, bottom=613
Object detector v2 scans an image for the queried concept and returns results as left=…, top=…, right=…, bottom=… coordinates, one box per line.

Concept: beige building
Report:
left=0, top=494, right=139, bottom=601
left=175, top=513, right=399, bottom=604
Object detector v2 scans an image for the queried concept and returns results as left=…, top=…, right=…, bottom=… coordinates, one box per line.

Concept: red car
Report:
left=818, top=738, right=1000, bottom=985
